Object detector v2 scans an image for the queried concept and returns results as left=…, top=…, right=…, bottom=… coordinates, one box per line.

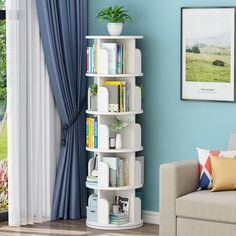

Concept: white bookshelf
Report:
left=86, top=35, right=144, bottom=230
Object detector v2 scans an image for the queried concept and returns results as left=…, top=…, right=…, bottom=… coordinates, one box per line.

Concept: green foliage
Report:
left=0, top=121, right=7, bottom=161
left=97, top=5, right=132, bottom=23
left=0, top=0, right=5, bottom=9
left=0, top=88, right=6, bottom=100
left=186, top=45, right=200, bottom=54
left=0, top=16, right=6, bottom=102
left=89, top=83, right=98, bottom=96
left=109, top=117, right=131, bottom=133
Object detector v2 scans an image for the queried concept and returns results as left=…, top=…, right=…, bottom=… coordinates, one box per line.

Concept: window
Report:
left=0, top=0, right=7, bottom=222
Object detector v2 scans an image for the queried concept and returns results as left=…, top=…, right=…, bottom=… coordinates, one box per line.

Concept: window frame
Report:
left=0, top=9, right=8, bottom=222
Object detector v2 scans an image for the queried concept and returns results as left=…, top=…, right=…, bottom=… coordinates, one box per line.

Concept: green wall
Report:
left=88, top=0, right=236, bottom=212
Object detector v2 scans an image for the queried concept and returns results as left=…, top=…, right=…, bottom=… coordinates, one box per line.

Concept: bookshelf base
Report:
left=86, top=220, right=143, bottom=230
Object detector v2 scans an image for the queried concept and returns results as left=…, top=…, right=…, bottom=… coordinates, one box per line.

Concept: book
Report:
left=103, top=157, right=119, bottom=187
left=117, top=158, right=128, bottom=187
left=89, top=47, right=93, bottom=73
left=86, top=117, right=89, bottom=147
left=86, top=176, right=98, bottom=182
left=117, top=45, right=123, bottom=74
left=86, top=47, right=89, bottom=73
left=101, top=43, right=117, bottom=74
left=94, top=117, right=98, bottom=148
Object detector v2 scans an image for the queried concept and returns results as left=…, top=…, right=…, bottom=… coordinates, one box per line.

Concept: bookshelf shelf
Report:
left=86, top=73, right=143, bottom=78
left=86, top=184, right=143, bottom=191
left=86, top=110, right=143, bottom=115
left=85, top=35, right=144, bottom=230
left=86, top=147, right=143, bottom=153
left=86, top=220, right=143, bottom=230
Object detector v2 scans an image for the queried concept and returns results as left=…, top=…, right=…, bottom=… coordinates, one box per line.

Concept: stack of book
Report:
left=102, top=157, right=128, bottom=187
left=110, top=212, right=129, bottom=225
left=104, top=81, right=129, bottom=112
left=86, top=42, right=128, bottom=74
left=86, top=117, right=98, bottom=148
left=86, top=176, right=98, bottom=187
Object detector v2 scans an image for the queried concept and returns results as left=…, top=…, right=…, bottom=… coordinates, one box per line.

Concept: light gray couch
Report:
left=160, top=160, right=236, bottom=236
left=160, top=134, right=236, bottom=236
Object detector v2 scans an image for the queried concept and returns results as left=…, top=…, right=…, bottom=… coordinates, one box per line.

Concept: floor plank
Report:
left=0, top=219, right=159, bottom=236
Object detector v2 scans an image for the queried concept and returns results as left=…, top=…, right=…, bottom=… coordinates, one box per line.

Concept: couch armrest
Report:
left=160, top=160, right=199, bottom=236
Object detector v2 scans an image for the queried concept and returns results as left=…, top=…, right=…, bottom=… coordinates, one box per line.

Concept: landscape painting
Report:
left=181, top=8, right=235, bottom=101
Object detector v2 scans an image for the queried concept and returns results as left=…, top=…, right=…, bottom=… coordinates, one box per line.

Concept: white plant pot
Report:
left=115, top=133, right=122, bottom=149
left=107, top=23, right=123, bottom=36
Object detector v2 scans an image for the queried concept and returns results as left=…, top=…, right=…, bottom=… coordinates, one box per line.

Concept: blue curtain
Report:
left=36, top=0, right=87, bottom=220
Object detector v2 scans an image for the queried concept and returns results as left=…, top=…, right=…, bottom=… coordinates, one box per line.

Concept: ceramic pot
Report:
left=107, top=23, right=123, bottom=36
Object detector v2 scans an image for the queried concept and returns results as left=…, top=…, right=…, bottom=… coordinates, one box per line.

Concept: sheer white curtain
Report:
left=6, top=0, right=61, bottom=226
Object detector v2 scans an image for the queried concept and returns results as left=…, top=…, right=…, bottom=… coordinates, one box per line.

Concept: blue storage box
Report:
left=86, top=206, right=98, bottom=222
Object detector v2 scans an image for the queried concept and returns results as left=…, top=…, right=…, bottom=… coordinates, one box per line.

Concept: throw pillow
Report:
left=196, top=147, right=236, bottom=190
left=211, top=156, right=236, bottom=192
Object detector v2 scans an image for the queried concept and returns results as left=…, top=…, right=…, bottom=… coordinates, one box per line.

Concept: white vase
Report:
left=107, top=23, right=123, bottom=36
left=90, top=95, right=97, bottom=111
left=115, top=133, right=122, bottom=149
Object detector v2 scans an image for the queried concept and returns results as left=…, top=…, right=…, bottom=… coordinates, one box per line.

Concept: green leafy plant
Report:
left=89, top=83, right=98, bottom=96
left=109, top=117, right=131, bottom=133
left=97, top=5, right=132, bottom=23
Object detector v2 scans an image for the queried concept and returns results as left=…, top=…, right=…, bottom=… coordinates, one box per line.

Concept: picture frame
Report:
left=181, top=7, right=236, bottom=102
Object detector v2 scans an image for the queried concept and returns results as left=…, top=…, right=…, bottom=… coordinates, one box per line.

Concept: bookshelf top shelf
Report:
left=86, top=35, right=143, bottom=40
left=86, top=73, right=143, bottom=78
left=86, top=110, right=143, bottom=116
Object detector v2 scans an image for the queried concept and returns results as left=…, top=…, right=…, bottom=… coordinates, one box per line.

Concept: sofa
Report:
left=160, top=135, right=236, bottom=236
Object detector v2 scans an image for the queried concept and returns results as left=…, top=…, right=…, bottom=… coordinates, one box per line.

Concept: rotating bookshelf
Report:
left=85, top=35, right=144, bottom=230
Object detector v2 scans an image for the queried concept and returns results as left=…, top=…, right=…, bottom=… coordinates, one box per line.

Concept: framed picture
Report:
left=181, top=7, right=236, bottom=102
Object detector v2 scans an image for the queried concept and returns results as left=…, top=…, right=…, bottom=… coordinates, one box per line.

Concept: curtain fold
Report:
left=36, top=0, right=87, bottom=220
left=7, top=0, right=61, bottom=226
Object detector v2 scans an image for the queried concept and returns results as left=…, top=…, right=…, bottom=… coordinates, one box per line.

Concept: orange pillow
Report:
left=210, top=156, right=236, bottom=192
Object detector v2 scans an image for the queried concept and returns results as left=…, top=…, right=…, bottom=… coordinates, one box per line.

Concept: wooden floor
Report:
left=0, top=219, right=159, bottom=236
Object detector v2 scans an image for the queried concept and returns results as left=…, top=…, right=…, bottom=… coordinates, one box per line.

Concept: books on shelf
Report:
left=103, top=81, right=129, bottom=112
left=86, top=42, right=128, bottom=74
left=86, top=117, right=98, bottom=148
left=86, top=175, right=98, bottom=187
left=110, top=196, right=129, bottom=225
left=110, top=213, right=128, bottom=225
left=102, top=157, right=128, bottom=187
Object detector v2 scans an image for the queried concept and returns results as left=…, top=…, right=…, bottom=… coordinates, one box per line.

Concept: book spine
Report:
left=117, top=45, right=122, bottom=74
left=91, top=118, right=94, bottom=148
left=127, top=83, right=130, bottom=111
left=123, top=82, right=126, bottom=112
left=86, top=117, right=89, bottom=147
left=86, top=47, right=89, bottom=73
left=89, top=47, right=93, bottom=73
left=123, top=45, right=126, bottom=74
left=88, top=118, right=92, bottom=148
left=119, top=84, right=123, bottom=112
left=95, top=41, right=99, bottom=74
left=94, top=117, right=98, bottom=148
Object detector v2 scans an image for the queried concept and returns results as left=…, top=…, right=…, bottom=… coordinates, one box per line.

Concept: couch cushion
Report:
left=176, top=190, right=236, bottom=224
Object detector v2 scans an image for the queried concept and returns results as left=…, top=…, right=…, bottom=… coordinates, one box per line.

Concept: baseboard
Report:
left=142, top=210, right=160, bottom=225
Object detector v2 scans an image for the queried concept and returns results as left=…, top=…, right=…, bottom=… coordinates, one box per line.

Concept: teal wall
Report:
left=88, top=0, right=236, bottom=212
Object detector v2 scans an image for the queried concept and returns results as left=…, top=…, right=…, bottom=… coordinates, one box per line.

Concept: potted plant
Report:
left=109, top=117, right=131, bottom=149
left=97, top=5, right=132, bottom=36
left=88, top=83, right=98, bottom=111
